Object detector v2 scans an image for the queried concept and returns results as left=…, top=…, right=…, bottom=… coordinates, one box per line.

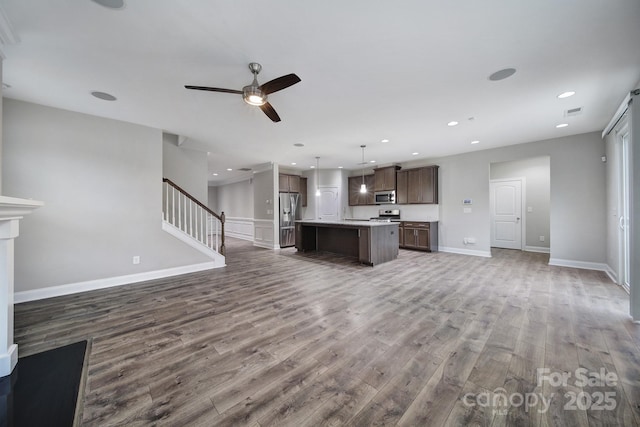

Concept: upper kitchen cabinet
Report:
left=396, top=170, right=408, bottom=204
left=299, top=177, right=308, bottom=207
left=279, top=173, right=301, bottom=193
left=348, top=175, right=375, bottom=206
left=396, top=166, right=439, bottom=204
left=374, top=166, right=400, bottom=192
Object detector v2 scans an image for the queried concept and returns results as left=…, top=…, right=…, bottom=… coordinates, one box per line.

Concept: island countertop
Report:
left=295, top=220, right=399, bottom=266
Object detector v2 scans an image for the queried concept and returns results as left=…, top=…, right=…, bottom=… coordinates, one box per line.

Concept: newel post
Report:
left=220, top=211, right=225, bottom=256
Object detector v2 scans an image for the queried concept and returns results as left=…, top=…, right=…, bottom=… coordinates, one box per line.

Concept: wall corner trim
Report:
left=14, top=261, right=222, bottom=303
left=604, top=265, right=619, bottom=286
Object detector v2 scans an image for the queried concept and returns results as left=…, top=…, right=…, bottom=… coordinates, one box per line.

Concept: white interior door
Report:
left=490, top=179, right=523, bottom=249
left=317, top=187, right=339, bottom=221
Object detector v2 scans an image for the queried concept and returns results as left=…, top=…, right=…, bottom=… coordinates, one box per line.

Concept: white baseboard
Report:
left=226, top=231, right=254, bottom=242
left=548, top=258, right=610, bottom=272
left=0, top=344, right=17, bottom=377
left=524, top=245, right=550, bottom=254
left=253, top=241, right=279, bottom=250
left=14, top=261, right=221, bottom=303
left=439, top=246, right=492, bottom=258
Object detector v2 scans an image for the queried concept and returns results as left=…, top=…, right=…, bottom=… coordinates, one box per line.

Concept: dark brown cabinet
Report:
left=399, top=221, right=438, bottom=252
left=279, top=173, right=301, bottom=193
left=374, top=166, right=400, bottom=191
left=396, top=170, right=408, bottom=204
left=296, top=221, right=399, bottom=266
left=358, top=227, right=370, bottom=263
left=348, top=174, right=375, bottom=206
left=396, top=166, right=438, bottom=204
left=299, top=177, right=308, bottom=207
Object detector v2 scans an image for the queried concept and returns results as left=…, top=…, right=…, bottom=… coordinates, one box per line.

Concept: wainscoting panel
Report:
left=254, top=219, right=276, bottom=249
left=225, top=217, right=254, bottom=241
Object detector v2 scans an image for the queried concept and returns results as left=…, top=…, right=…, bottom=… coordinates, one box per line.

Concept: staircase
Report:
left=162, top=178, right=226, bottom=267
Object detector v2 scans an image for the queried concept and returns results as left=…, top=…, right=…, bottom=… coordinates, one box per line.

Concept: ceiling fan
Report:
left=185, top=63, right=301, bottom=123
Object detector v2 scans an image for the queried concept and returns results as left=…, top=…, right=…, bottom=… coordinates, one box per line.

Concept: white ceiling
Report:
left=2, top=0, right=640, bottom=184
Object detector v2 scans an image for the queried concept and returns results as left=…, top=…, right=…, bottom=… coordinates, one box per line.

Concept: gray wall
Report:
left=303, top=169, right=346, bottom=220
left=490, top=156, right=551, bottom=249
left=401, top=132, right=606, bottom=262
left=214, top=179, right=254, bottom=218
left=0, top=61, right=3, bottom=192
left=207, top=186, right=218, bottom=213
left=162, top=133, right=208, bottom=203
left=253, top=169, right=275, bottom=221
left=2, top=99, right=210, bottom=292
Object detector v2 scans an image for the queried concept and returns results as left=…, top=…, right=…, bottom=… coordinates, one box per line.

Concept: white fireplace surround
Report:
left=0, top=195, right=43, bottom=377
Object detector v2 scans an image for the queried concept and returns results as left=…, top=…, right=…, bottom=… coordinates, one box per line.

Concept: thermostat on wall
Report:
left=463, top=199, right=473, bottom=205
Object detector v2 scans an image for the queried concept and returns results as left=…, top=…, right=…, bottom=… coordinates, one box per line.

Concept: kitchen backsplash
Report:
left=348, top=204, right=439, bottom=221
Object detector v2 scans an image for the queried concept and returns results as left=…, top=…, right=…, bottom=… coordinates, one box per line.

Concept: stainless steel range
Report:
left=369, top=209, right=401, bottom=222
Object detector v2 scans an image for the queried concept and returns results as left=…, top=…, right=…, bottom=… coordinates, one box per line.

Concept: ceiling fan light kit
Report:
left=185, top=62, right=300, bottom=122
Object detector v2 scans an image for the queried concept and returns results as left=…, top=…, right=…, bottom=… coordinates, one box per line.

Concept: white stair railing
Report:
left=162, top=178, right=225, bottom=255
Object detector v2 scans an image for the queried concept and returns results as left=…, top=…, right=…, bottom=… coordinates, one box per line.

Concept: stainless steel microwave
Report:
left=374, top=190, right=396, bottom=204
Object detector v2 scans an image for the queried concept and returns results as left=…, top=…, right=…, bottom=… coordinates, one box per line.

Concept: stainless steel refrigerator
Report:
left=279, top=192, right=301, bottom=247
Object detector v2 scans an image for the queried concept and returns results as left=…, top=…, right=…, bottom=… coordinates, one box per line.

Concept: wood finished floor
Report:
left=15, top=238, right=640, bottom=426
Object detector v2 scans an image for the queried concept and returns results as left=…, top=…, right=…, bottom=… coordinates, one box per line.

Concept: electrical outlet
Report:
left=133, top=256, right=140, bottom=265
left=527, top=206, right=533, bottom=213
left=539, top=236, right=545, bottom=242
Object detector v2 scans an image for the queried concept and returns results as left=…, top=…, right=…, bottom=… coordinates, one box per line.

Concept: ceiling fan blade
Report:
left=260, top=102, right=281, bottom=122
left=259, top=74, right=301, bottom=95
left=184, top=85, right=243, bottom=95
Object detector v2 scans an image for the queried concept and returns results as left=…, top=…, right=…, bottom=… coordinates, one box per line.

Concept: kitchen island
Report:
left=295, top=220, right=399, bottom=266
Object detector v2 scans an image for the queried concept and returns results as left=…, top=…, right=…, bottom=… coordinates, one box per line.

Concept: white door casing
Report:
left=618, top=127, right=631, bottom=292
left=490, top=179, right=523, bottom=249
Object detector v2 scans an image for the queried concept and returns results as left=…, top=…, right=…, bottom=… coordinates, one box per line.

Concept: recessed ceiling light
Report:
left=557, top=91, right=575, bottom=99
left=212, top=173, right=218, bottom=176
left=291, top=162, right=297, bottom=165
left=91, top=0, right=125, bottom=9
left=293, top=143, right=304, bottom=147
left=471, top=140, right=480, bottom=144
left=447, top=121, right=459, bottom=127
left=381, top=139, right=389, bottom=143
left=556, top=123, right=569, bottom=128
left=91, top=91, right=117, bottom=101
left=338, top=166, right=343, bottom=169
left=226, top=168, right=233, bottom=171
left=310, top=165, right=315, bottom=169
left=369, top=160, right=376, bottom=163
left=488, top=68, right=517, bottom=81
left=412, top=152, right=419, bottom=156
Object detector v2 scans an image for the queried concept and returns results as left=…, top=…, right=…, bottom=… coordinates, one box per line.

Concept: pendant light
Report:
left=315, top=157, right=321, bottom=196
left=359, top=145, right=367, bottom=193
